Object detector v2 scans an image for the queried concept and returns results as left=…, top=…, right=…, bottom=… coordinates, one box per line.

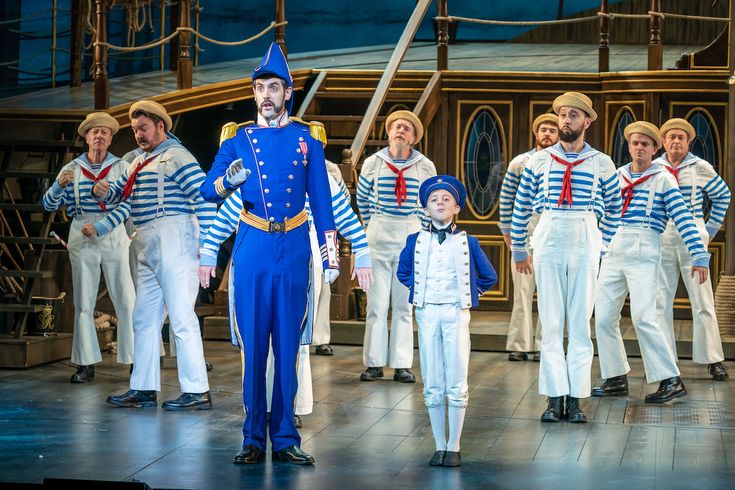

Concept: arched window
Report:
left=687, top=110, right=720, bottom=173
left=610, top=108, right=635, bottom=168
left=463, top=107, right=506, bottom=218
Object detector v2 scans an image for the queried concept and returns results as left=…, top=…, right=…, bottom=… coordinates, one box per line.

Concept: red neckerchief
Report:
left=384, top=161, right=415, bottom=207
left=550, top=154, right=586, bottom=206
left=620, top=173, right=655, bottom=217
left=665, top=165, right=679, bottom=183
left=121, top=154, right=157, bottom=201
left=81, top=163, right=113, bottom=211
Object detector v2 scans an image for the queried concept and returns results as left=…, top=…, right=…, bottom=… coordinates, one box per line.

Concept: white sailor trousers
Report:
left=363, top=214, right=421, bottom=368
left=656, top=219, right=724, bottom=364
left=129, top=214, right=209, bottom=393
left=67, top=214, right=135, bottom=366
left=416, top=304, right=471, bottom=408
left=532, top=211, right=600, bottom=398
left=507, top=214, right=542, bottom=353
left=595, top=227, right=680, bottom=383
left=310, top=224, right=332, bottom=346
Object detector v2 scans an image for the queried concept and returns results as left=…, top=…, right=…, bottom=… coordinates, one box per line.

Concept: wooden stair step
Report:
left=0, top=203, right=45, bottom=212
left=1, top=170, right=58, bottom=179
left=0, top=236, right=57, bottom=245
left=0, top=270, right=52, bottom=279
left=0, top=303, right=45, bottom=313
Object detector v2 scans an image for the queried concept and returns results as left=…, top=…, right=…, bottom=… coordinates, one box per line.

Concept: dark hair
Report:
left=131, top=110, right=164, bottom=128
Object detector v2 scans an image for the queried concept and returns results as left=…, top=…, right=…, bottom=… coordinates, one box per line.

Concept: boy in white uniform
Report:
left=398, top=175, right=497, bottom=467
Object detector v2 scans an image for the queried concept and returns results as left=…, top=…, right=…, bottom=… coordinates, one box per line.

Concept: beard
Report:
left=258, top=98, right=284, bottom=120
left=538, top=137, right=555, bottom=149
left=559, top=126, right=582, bottom=143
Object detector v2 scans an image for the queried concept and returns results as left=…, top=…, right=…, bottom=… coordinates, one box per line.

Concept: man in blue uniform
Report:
left=200, top=43, right=338, bottom=466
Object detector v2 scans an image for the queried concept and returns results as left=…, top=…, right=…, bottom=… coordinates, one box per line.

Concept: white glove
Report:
left=225, top=158, right=251, bottom=187
left=324, top=269, right=339, bottom=284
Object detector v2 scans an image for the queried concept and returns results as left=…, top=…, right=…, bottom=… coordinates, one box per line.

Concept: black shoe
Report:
left=532, top=352, right=540, bottom=362
left=541, top=396, right=564, bottom=422
left=315, top=344, right=334, bottom=356
left=206, top=362, right=214, bottom=372
left=107, top=389, right=157, bottom=408
left=592, top=375, right=629, bottom=397
left=566, top=396, right=587, bottom=423
left=508, top=352, right=528, bottom=362
left=128, top=364, right=134, bottom=375
left=709, top=362, right=729, bottom=381
left=360, top=367, right=383, bottom=381
left=272, top=445, right=315, bottom=465
left=443, top=451, right=461, bottom=467
left=645, top=377, right=687, bottom=403
left=234, top=444, right=264, bottom=465
left=294, top=415, right=303, bottom=428
left=162, top=391, right=213, bottom=411
left=70, top=365, right=94, bottom=383
left=393, top=368, right=416, bottom=383
left=429, top=450, right=445, bottom=466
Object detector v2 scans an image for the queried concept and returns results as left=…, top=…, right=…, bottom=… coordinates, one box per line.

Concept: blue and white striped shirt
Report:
left=200, top=172, right=370, bottom=268
left=356, top=148, right=436, bottom=228
left=510, top=143, right=622, bottom=261
left=42, top=153, right=131, bottom=236
left=616, top=163, right=709, bottom=267
left=654, top=152, right=731, bottom=238
left=101, top=139, right=216, bottom=240
left=499, top=149, right=535, bottom=235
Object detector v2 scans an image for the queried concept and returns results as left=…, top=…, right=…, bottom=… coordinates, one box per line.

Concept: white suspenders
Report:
left=542, top=153, right=599, bottom=211
left=156, top=156, right=166, bottom=218
left=72, top=159, right=83, bottom=214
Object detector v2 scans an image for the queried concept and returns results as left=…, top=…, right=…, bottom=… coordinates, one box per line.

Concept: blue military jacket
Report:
left=200, top=119, right=338, bottom=270
left=397, top=229, right=497, bottom=308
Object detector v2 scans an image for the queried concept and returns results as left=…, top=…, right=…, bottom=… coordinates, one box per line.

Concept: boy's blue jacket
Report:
left=397, top=229, right=498, bottom=308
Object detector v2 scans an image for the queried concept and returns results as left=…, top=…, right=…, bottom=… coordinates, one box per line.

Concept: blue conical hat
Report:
left=252, top=43, right=294, bottom=114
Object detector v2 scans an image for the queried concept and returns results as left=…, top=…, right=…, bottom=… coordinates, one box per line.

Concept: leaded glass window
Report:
left=464, top=108, right=505, bottom=217
left=611, top=108, right=635, bottom=167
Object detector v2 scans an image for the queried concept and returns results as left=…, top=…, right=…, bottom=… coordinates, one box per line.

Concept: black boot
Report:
left=541, top=396, right=564, bottom=422
left=393, top=368, right=416, bottom=383
left=107, top=389, right=157, bottom=408
left=508, top=352, right=528, bottom=361
left=565, top=396, right=587, bottom=423
left=294, top=415, right=303, bottom=428
left=591, top=375, right=628, bottom=397
left=272, top=445, right=315, bottom=465
left=709, top=362, right=729, bottom=381
left=162, top=392, right=213, bottom=411
left=645, top=376, right=687, bottom=403
left=70, top=365, right=94, bottom=383
left=315, top=344, right=334, bottom=356
left=360, top=367, right=383, bottom=381
left=233, top=444, right=264, bottom=465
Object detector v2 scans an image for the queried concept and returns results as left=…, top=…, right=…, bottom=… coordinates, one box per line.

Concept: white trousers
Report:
left=311, top=278, right=332, bottom=346
left=67, top=215, right=135, bottom=366
left=363, top=215, right=420, bottom=368
left=266, top=344, right=313, bottom=415
left=595, top=228, right=680, bottom=383
left=416, top=304, right=471, bottom=408
left=507, top=215, right=542, bottom=352
left=129, top=214, right=209, bottom=393
left=656, top=219, right=724, bottom=364
left=533, top=211, right=601, bottom=398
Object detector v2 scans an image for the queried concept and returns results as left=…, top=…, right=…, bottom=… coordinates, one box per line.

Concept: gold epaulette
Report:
left=289, top=117, right=327, bottom=148
left=218, top=121, right=254, bottom=148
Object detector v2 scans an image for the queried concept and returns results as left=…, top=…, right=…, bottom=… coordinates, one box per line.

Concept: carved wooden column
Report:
left=70, top=0, right=84, bottom=87
left=437, top=0, right=448, bottom=70
left=330, top=148, right=356, bottom=320
left=93, top=0, right=109, bottom=109
left=177, top=0, right=192, bottom=89
left=598, top=0, right=609, bottom=72
left=275, top=0, right=287, bottom=57
left=647, top=0, right=663, bottom=70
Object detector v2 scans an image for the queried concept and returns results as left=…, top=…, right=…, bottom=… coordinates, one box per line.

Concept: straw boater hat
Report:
left=128, top=99, right=173, bottom=132
left=385, top=110, right=424, bottom=144
left=552, top=92, right=597, bottom=121
left=659, top=118, right=696, bottom=141
left=77, top=112, right=120, bottom=137
left=532, top=113, right=558, bottom=133
left=623, top=121, right=662, bottom=148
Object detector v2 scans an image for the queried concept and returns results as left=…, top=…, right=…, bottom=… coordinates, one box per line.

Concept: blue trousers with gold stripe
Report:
left=232, top=222, right=311, bottom=451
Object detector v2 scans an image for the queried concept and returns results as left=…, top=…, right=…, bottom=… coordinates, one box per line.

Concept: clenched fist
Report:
left=81, top=224, right=97, bottom=238
left=57, top=170, right=75, bottom=188
left=93, top=180, right=110, bottom=197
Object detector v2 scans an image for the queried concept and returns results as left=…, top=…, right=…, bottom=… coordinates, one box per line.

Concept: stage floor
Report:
left=1, top=342, right=735, bottom=489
